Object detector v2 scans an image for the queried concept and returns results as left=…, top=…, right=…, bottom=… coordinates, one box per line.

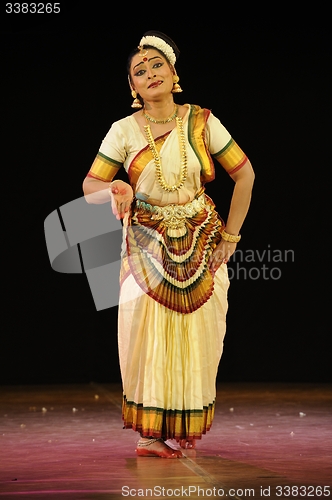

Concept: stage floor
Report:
left=0, top=383, right=331, bottom=499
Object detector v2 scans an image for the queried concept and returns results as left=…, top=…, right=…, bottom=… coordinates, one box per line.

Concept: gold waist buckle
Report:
left=135, top=194, right=206, bottom=231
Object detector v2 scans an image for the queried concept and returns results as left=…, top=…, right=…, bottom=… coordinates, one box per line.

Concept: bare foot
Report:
left=179, top=439, right=196, bottom=449
left=136, top=438, right=183, bottom=458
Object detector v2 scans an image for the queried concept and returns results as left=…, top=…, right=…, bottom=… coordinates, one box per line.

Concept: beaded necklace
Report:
left=143, top=105, right=178, bottom=124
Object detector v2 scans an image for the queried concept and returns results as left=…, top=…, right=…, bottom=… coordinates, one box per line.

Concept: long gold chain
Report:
left=144, top=116, right=188, bottom=192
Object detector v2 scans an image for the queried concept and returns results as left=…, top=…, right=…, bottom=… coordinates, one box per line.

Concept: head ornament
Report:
left=137, top=31, right=180, bottom=66
left=138, top=36, right=176, bottom=65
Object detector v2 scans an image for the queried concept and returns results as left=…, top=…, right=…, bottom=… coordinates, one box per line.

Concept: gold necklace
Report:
left=144, top=116, right=187, bottom=192
left=143, top=105, right=178, bottom=124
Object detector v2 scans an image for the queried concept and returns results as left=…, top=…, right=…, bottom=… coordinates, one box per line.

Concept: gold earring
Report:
left=172, top=75, right=183, bottom=93
left=131, top=89, right=142, bottom=108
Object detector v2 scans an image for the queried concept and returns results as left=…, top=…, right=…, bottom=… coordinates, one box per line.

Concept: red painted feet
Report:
left=135, top=438, right=183, bottom=458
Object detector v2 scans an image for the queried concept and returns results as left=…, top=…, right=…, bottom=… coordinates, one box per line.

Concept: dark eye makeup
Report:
left=134, top=61, right=164, bottom=77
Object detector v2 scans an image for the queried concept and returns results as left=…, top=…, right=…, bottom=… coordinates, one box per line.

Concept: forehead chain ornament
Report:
left=138, top=45, right=148, bottom=61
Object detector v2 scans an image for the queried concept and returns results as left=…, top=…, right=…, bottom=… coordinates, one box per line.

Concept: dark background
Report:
left=2, top=6, right=330, bottom=385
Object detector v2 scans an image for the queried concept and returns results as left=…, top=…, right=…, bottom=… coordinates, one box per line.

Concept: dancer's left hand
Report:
left=209, top=240, right=237, bottom=273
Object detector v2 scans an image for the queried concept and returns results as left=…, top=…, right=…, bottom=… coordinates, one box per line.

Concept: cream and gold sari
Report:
left=88, top=104, right=247, bottom=441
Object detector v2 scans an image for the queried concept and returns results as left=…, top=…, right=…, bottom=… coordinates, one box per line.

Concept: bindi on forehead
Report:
left=132, top=55, right=163, bottom=71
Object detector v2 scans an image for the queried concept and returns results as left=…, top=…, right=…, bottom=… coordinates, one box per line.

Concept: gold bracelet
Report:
left=221, top=230, right=241, bottom=243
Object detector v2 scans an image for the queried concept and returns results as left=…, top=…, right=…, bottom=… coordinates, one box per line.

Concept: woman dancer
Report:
left=83, top=30, right=255, bottom=458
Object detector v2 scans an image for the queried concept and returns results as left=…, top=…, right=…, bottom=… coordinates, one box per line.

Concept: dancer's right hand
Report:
left=109, top=180, right=133, bottom=220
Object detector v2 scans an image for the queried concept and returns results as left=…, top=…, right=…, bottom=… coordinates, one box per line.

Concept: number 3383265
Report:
left=6, top=3, right=60, bottom=13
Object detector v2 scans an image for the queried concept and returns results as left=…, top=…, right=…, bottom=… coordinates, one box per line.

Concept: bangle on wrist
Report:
left=221, top=230, right=241, bottom=243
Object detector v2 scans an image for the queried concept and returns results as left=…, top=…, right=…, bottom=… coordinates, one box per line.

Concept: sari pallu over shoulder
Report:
left=187, top=104, right=215, bottom=185
left=122, top=105, right=224, bottom=314
left=127, top=105, right=216, bottom=191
